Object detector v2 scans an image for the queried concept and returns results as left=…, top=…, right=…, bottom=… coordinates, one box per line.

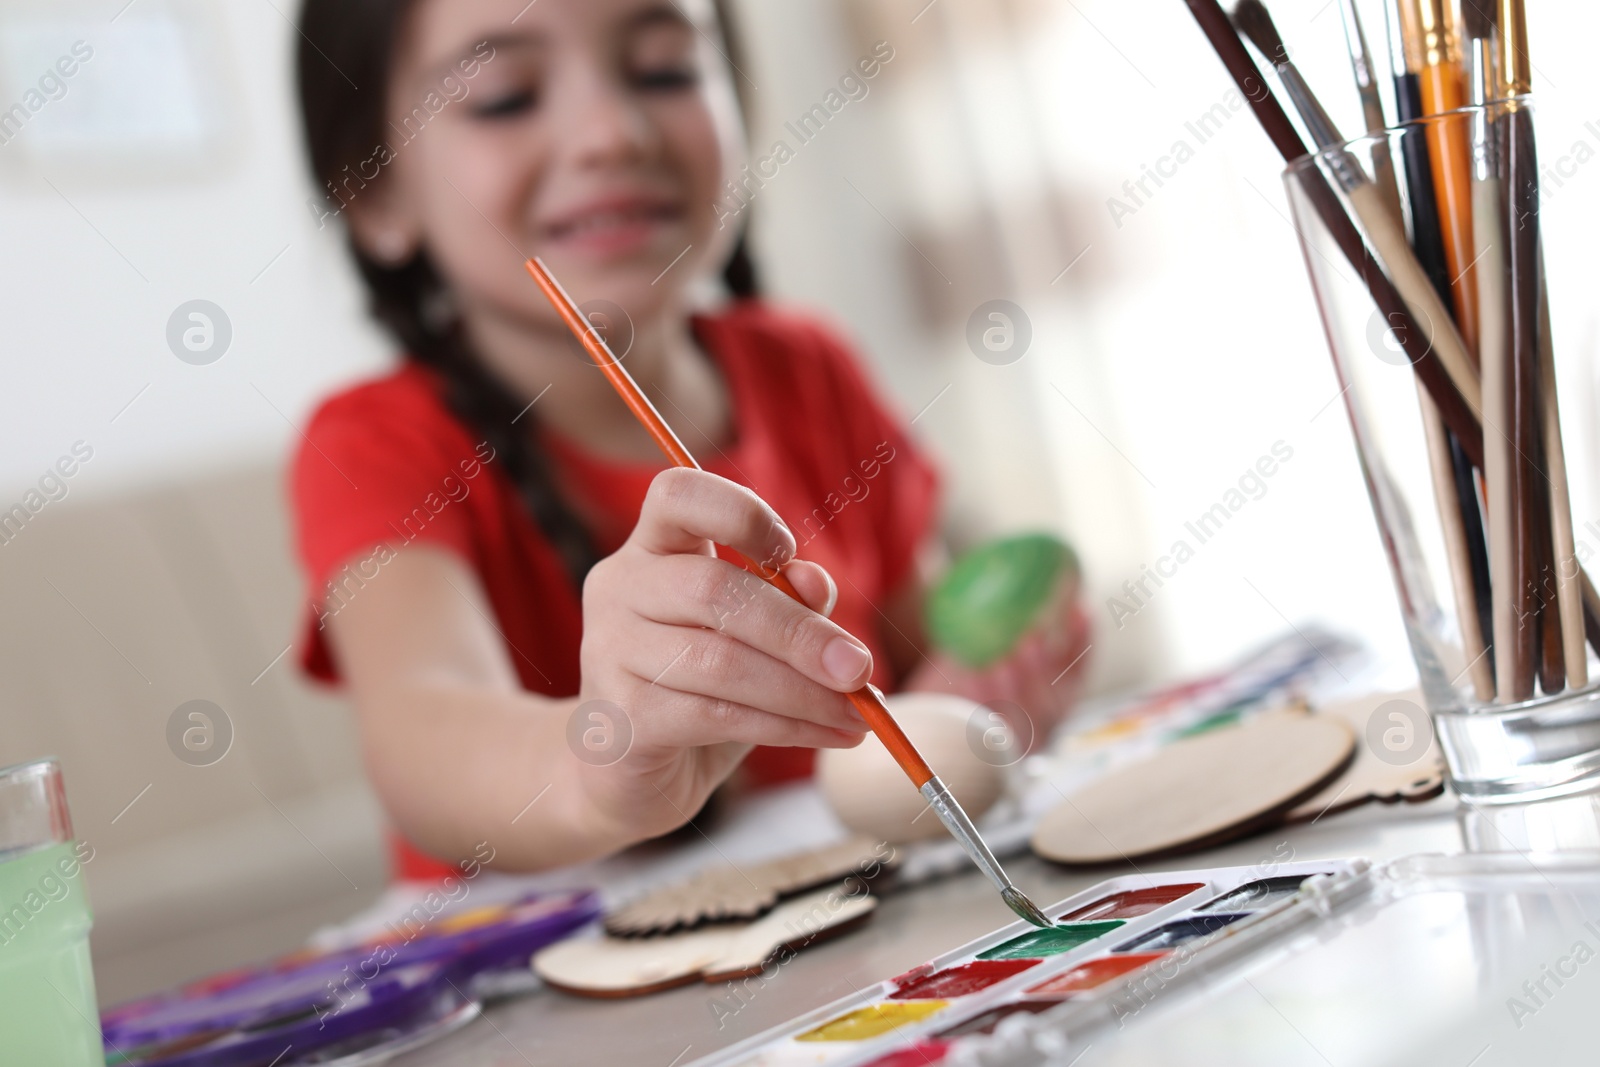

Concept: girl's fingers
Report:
left=630, top=554, right=873, bottom=692
left=618, top=623, right=867, bottom=734
left=780, top=559, right=837, bottom=617
left=629, top=684, right=865, bottom=750
left=632, top=468, right=797, bottom=572
left=1028, top=631, right=1062, bottom=688
left=1068, top=601, right=1093, bottom=648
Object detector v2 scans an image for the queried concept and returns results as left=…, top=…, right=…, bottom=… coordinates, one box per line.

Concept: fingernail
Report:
left=823, top=638, right=871, bottom=687
left=820, top=571, right=839, bottom=618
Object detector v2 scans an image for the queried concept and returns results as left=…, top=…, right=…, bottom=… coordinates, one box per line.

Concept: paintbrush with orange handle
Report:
left=524, top=255, right=1052, bottom=929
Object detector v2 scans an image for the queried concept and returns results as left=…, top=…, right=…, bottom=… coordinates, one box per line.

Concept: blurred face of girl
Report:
left=359, top=0, right=745, bottom=333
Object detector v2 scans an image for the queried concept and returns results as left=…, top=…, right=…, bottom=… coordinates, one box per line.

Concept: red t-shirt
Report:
left=291, top=301, right=940, bottom=881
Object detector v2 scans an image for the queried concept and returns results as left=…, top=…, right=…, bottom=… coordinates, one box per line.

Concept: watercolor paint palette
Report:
left=693, top=852, right=1600, bottom=1067
left=690, top=860, right=1354, bottom=1066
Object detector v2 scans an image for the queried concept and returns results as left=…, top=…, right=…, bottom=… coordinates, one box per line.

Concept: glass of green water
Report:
left=0, top=758, right=101, bottom=1064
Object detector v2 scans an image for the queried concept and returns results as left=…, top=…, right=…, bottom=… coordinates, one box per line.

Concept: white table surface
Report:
left=387, top=792, right=1492, bottom=1067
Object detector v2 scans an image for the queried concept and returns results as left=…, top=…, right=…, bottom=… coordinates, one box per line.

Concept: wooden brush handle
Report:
left=1345, top=183, right=1482, bottom=414
left=1418, top=65, right=1481, bottom=361
left=1536, top=269, right=1591, bottom=686
left=1417, top=389, right=1495, bottom=701
left=1506, top=107, right=1548, bottom=698
left=1476, top=174, right=1523, bottom=701
left=759, top=565, right=934, bottom=786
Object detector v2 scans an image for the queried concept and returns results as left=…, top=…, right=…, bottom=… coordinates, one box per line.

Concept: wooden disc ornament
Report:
left=536, top=886, right=877, bottom=997
left=1031, top=711, right=1356, bottom=864
left=604, top=837, right=895, bottom=937
left=1284, top=689, right=1445, bottom=822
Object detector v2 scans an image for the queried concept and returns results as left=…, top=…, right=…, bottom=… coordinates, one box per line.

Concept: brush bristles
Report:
left=1460, top=0, right=1498, bottom=42
left=1231, top=0, right=1290, bottom=68
left=1002, top=887, right=1053, bottom=929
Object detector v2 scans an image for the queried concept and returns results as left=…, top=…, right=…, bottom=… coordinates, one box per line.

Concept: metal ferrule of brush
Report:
left=919, top=777, right=1052, bottom=928
left=1278, top=64, right=1366, bottom=192
left=1469, top=43, right=1497, bottom=181
left=918, top=776, right=1008, bottom=890
left=1338, top=0, right=1379, bottom=99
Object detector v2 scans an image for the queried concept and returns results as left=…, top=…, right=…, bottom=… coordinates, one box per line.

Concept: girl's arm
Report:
left=327, top=469, right=873, bottom=872
left=327, top=545, right=599, bottom=870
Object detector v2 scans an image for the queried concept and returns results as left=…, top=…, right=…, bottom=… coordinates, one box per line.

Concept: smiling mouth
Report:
left=544, top=203, right=681, bottom=241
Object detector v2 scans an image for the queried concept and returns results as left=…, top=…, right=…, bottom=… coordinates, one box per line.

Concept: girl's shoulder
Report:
left=291, top=361, right=484, bottom=498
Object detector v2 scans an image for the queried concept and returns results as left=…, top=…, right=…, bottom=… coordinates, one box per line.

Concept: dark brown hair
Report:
left=295, top=0, right=759, bottom=587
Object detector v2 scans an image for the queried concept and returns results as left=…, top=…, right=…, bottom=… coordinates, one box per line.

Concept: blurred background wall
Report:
left=2, top=0, right=1597, bottom=1002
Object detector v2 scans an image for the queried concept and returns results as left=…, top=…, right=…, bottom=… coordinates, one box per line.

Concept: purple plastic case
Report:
left=105, top=959, right=463, bottom=1067
left=103, top=889, right=599, bottom=1066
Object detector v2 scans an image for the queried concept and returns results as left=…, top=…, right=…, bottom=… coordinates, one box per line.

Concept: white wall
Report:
left=0, top=0, right=391, bottom=505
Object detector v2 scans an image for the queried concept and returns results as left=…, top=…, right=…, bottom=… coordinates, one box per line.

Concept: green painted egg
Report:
left=926, top=533, right=1078, bottom=668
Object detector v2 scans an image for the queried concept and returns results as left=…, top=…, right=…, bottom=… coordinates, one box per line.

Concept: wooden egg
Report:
left=818, top=693, right=1005, bottom=843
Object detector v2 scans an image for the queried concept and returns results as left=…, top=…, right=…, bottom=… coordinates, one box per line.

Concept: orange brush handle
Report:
left=525, top=259, right=700, bottom=470
left=524, top=257, right=935, bottom=788
left=765, top=566, right=934, bottom=785
left=1419, top=64, right=1479, bottom=360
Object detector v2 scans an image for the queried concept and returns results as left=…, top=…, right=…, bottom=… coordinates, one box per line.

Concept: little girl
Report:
left=292, top=0, right=1090, bottom=882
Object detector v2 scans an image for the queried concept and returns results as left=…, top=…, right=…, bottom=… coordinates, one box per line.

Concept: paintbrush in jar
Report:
left=1228, top=0, right=1483, bottom=423
left=1376, top=0, right=1498, bottom=700
left=1495, top=0, right=1565, bottom=695
left=1180, top=0, right=1485, bottom=470
left=1460, top=0, right=1523, bottom=700
left=1235, top=0, right=1495, bottom=700
left=1338, top=0, right=1402, bottom=217
left=1484, top=0, right=1591, bottom=688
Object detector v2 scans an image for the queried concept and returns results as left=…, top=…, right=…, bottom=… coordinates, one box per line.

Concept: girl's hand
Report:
left=902, top=586, right=1092, bottom=755
left=574, top=468, right=872, bottom=846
